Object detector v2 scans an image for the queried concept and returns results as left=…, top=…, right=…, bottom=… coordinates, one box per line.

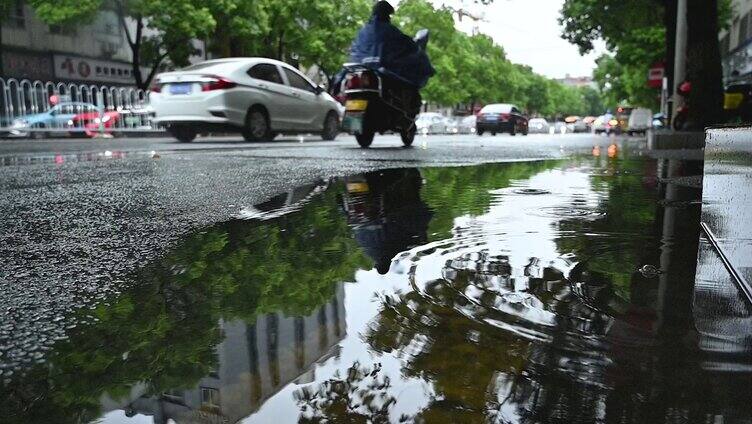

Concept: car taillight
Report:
left=201, top=75, right=237, bottom=91
left=500, top=113, right=511, bottom=121
left=150, top=80, right=161, bottom=93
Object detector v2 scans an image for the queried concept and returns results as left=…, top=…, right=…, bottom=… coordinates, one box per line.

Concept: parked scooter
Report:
left=340, top=30, right=430, bottom=148
left=673, top=80, right=691, bottom=131
left=724, top=83, right=752, bottom=123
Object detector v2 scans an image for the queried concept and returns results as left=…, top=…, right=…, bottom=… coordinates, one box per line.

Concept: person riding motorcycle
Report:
left=332, top=0, right=434, bottom=112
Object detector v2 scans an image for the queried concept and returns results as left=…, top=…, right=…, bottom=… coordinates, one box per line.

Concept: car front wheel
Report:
left=321, top=111, right=339, bottom=141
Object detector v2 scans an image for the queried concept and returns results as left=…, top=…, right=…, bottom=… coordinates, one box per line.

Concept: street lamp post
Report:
left=671, top=0, right=688, bottom=128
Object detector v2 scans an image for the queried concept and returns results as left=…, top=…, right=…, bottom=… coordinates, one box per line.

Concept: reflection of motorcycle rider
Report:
left=342, top=168, right=433, bottom=274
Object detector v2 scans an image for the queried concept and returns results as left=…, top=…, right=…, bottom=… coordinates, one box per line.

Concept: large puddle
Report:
left=3, top=142, right=751, bottom=423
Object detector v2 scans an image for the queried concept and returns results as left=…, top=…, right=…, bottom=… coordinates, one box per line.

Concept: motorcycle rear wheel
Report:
left=401, top=125, right=416, bottom=147
left=356, top=130, right=375, bottom=148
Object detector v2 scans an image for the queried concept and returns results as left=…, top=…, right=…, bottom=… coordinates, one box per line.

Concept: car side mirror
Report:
left=315, top=85, right=325, bottom=95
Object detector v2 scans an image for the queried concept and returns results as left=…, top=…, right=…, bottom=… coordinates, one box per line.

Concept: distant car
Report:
left=528, top=118, right=550, bottom=133
left=627, top=108, right=652, bottom=135
left=415, top=112, right=447, bottom=134
left=444, top=117, right=460, bottom=134
left=150, top=58, right=342, bottom=142
left=566, top=118, right=588, bottom=133
left=476, top=103, right=528, bottom=136
left=592, top=114, right=618, bottom=135
left=552, top=121, right=569, bottom=134
left=458, top=115, right=476, bottom=134
left=9, top=102, right=98, bottom=138
left=68, top=110, right=120, bottom=137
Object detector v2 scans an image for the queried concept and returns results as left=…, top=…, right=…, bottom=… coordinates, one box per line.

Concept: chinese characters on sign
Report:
left=53, top=55, right=150, bottom=84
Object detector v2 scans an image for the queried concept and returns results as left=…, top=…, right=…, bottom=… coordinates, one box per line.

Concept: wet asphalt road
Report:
left=0, top=132, right=638, bottom=372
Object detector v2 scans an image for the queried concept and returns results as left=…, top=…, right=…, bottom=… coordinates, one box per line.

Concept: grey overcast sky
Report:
left=396, top=0, right=608, bottom=79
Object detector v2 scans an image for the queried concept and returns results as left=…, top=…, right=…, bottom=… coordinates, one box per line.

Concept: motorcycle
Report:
left=673, top=80, right=691, bottom=131
left=724, top=83, right=752, bottom=123
left=340, top=29, right=430, bottom=148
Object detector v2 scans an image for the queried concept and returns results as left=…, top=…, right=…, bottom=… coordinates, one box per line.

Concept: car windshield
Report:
left=481, top=104, right=513, bottom=114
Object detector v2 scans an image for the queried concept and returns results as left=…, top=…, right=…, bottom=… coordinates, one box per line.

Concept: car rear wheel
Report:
left=401, top=124, right=416, bottom=147
left=170, top=126, right=197, bottom=143
left=477, top=129, right=484, bottom=136
left=243, top=108, right=271, bottom=142
left=356, top=130, right=375, bottom=148
left=321, top=111, right=339, bottom=141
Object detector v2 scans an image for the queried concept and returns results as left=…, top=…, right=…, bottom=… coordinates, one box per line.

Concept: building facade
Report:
left=1, top=0, right=204, bottom=86
left=720, top=0, right=752, bottom=83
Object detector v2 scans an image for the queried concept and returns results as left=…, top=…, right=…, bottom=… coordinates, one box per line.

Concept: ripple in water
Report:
left=527, top=206, right=605, bottom=219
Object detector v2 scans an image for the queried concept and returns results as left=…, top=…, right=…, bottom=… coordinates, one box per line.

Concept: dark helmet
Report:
left=372, top=1, right=395, bottom=21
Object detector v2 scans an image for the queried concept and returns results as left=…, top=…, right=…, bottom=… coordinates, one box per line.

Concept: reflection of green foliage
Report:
left=556, top=157, right=658, bottom=300
left=2, top=162, right=570, bottom=423
left=420, top=161, right=562, bottom=240
left=1, top=186, right=369, bottom=423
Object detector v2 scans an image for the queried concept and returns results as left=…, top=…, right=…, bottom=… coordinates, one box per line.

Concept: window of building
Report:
left=721, top=34, right=730, bottom=56
left=738, top=13, right=749, bottom=48
left=283, top=68, right=316, bottom=93
left=200, top=387, right=221, bottom=410
left=49, top=24, right=77, bottom=36
left=5, top=0, right=25, bottom=28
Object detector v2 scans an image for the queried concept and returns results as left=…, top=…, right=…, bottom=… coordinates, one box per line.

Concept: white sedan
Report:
left=150, top=58, right=342, bottom=142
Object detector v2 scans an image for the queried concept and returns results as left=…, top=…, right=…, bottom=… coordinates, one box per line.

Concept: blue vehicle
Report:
left=9, top=102, right=99, bottom=138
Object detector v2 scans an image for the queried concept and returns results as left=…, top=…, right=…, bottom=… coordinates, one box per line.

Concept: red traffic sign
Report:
left=648, top=62, right=665, bottom=89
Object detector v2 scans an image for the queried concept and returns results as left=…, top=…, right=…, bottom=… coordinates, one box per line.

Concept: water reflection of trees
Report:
left=295, top=156, right=751, bottom=423
left=1, top=185, right=369, bottom=423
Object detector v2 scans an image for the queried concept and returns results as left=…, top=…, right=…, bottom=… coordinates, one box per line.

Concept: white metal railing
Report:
left=0, top=77, right=163, bottom=138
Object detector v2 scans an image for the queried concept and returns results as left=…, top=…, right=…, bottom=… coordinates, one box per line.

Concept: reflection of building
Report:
left=720, top=0, right=752, bottom=83
left=101, top=285, right=346, bottom=424
left=1, top=1, right=205, bottom=84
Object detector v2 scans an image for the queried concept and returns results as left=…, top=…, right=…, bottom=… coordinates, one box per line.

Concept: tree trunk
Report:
left=686, top=0, right=723, bottom=129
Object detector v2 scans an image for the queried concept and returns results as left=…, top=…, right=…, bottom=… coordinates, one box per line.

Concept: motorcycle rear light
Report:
left=201, top=75, right=237, bottom=91
left=346, top=74, right=361, bottom=89
left=345, top=72, right=378, bottom=90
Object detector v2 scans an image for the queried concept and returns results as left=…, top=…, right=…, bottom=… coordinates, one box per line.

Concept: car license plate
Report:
left=169, top=83, right=192, bottom=95
left=345, top=99, right=368, bottom=111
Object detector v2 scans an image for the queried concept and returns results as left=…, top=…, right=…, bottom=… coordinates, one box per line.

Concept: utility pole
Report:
left=671, top=0, right=688, bottom=128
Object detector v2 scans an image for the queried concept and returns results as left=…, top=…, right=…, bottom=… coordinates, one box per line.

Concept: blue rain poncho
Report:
left=348, top=18, right=435, bottom=88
